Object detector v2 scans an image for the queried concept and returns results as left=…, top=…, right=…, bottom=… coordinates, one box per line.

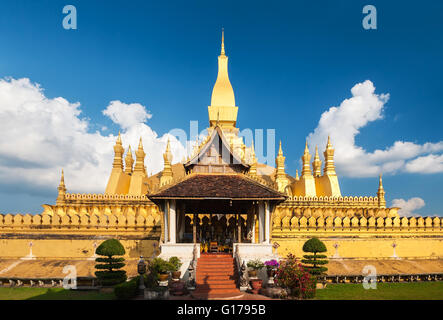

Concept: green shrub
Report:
left=301, top=237, right=328, bottom=276
left=95, top=239, right=127, bottom=286
left=168, top=256, right=182, bottom=272
left=114, top=277, right=138, bottom=300
left=150, top=257, right=174, bottom=274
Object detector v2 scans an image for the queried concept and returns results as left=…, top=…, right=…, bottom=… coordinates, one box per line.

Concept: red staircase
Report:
left=191, top=253, right=244, bottom=299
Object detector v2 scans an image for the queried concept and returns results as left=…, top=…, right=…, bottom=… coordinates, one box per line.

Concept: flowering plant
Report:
left=274, top=253, right=316, bottom=299
left=264, top=259, right=279, bottom=270
left=247, top=259, right=265, bottom=271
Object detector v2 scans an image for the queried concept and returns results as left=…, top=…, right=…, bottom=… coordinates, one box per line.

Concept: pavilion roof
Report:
left=148, top=173, right=286, bottom=201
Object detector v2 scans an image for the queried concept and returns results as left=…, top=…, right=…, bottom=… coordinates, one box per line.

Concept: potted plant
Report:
left=247, top=259, right=264, bottom=278
left=150, top=257, right=173, bottom=282
left=264, top=259, right=279, bottom=278
left=169, top=256, right=183, bottom=280
left=247, top=259, right=264, bottom=294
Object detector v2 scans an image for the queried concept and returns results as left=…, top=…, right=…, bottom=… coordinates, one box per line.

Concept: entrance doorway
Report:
left=182, top=214, right=254, bottom=253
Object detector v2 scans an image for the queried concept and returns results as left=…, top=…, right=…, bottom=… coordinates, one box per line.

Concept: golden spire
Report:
left=278, top=140, right=283, bottom=156
left=56, top=169, right=66, bottom=206
left=221, top=28, right=225, bottom=55
left=377, top=173, right=386, bottom=208
left=134, top=137, right=146, bottom=173
left=117, top=131, right=122, bottom=144
left=124, top=145, right=134, bottom=174
left=164, top=138, right=172, bottom=162
left=323, top=135, right=336, bottom=175
left=295, top=169, right=300, bottom=181
left=208, top=28, right=237, bottom=128
left=249, top=140, right=257, bottom=177
left=301, top=140, right=312, bottom=177
left=312, top=146, right=322, bottom=177
left=161, top=138, right=173, bottom=185
left=275, top=141, right=289, bottom=192
left=112, top=133, right=124, bottom=170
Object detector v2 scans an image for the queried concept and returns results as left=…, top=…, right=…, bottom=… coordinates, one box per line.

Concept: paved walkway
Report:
left=170, top=292, right=273, bottom=300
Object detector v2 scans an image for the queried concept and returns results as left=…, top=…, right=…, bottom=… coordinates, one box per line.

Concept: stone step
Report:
left=197, top=266, right=235, bottom=271
left=194, top=283, right=237, bottom=289
left=197, top=258, right=234, bottom=263
left=196, top=275, right=235, bottom=281
left=197, top=259, right=234, bottom=264
left=196, top=279, right=237, bottom=285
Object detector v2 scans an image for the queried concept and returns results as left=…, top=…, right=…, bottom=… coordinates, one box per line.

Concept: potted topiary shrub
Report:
left=169, top=256, right=183, bottom=280
left=94, top=239, right=127, bottom=291
left=150, top=257, right=173, bottom=282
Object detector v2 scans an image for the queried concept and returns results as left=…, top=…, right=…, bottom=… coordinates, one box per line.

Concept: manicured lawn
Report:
left=315, top=282, right=443, bottom=300
left=0, top=287, right=115, bottom=300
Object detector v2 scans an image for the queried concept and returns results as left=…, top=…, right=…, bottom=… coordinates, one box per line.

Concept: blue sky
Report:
left=0, top=0, right=442, bottom=215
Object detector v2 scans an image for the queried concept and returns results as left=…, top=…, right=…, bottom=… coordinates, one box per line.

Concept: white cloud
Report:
left=392, top=197, right=425, bottom=217
left=102, top=100, right=152, bottom=129
left=405, top=154, right=443, bottom=174
left=0, top=77, right=186, bottom=196
left=308, top=80, right=443, bottom=177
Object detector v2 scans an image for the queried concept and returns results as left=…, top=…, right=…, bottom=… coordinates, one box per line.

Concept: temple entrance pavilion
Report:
left=149, top=173, right=286, bottom=260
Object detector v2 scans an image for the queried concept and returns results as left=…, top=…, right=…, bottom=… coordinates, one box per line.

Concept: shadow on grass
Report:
left=26, top=288, right=116, bottom=300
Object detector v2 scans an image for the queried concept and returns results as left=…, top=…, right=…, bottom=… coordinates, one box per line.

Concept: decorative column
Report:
left=193, top=214, right=197, bottom=244
left=169, top=200, right=176, bottom=244
left=258, top=201, right=265, bottom=243
left=163, top=201, right=169, bottom=243
left=237, top=213, right=242, bottom=243
left=265, top=201, right=270, bottom=244
left=251, top=205, right=256, bottom=244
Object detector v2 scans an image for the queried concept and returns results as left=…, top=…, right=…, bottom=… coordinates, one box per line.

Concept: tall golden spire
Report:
left=124, top=145, right=134, bottom=174
left=221, top=27, right=225, bottom=55
left=301, top=140, right=312, bottom=178
left=160, top=138, right=173, bottom=186
left=208, top=29, right=238, bottom=128
left=312, top=146, right=322, bottom=177
left=112, top=132, right=124, bottom=170
left=377, top=173, right=386, bottom=208
left=249, top=139, right=257, bottom=177
left=56, top=169, right=67, bottom=205
left=275, top=141, right=289, bottom=192
left=323, top=135, right=336, bottom=176
left=133, top=137, right=146, bottom=173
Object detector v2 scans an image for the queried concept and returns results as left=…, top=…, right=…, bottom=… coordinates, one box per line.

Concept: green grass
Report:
left=0, top=287, right=116, bottom=300
left=315, top=282, right=443, bottom=300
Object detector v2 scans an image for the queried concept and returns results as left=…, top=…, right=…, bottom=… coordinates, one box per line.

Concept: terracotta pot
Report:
left=172, top=271, right=181, bottom=280
left=158, top=273, right=169, bottom=281
left=250, top=279, right=263, bottom=294
left=248, top=270, right=257, bottom=278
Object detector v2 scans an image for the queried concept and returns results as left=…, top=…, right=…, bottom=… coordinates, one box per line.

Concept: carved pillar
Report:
left=237, top=213, right=242, bottom=243
left=265, top=201, right=270, bottom=244
left=169, top=200, right=176, bottom=244
left=258, top=201, right=265, bottom=243
left=163, top=200, right=169, bottom=243
left=193, top=213, right=197, bottom=244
